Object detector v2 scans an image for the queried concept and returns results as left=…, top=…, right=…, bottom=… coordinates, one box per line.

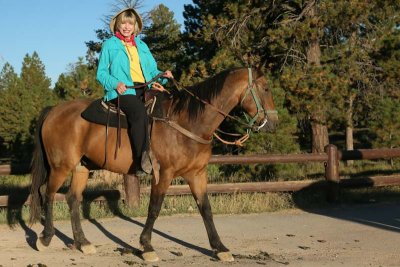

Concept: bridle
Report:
left=154, top=68, right=277, bottom=146
left=240, top=68, right=278, bottom=132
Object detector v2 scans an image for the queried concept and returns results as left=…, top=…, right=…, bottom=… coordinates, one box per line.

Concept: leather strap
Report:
left=152, top=117, right=212, bottom=145
left=126, top=72, right=165, bottom=89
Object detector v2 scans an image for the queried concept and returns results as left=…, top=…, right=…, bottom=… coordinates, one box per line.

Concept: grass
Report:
left=0, top=159, right=399, bottom=225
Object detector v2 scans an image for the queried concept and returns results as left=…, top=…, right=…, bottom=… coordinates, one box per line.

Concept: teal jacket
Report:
left=96, top=36, right=166, bottom=101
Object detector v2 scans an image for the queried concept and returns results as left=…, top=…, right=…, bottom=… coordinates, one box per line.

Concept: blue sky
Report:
left=0, top=0, right=191, bottom=86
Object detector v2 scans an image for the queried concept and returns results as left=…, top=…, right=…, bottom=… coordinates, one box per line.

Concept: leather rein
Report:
left=153, top=68, right=274, bottom=146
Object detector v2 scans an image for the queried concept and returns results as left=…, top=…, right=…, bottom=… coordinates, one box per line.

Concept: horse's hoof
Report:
left=142, top=251, right=159, bottom=262
left=36, top=238, right=48, bottom=252
left=217, top=251, right=234, bottom=262
left=81, top=244, right=97, bottom=255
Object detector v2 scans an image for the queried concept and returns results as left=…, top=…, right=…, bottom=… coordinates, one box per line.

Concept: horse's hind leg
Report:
left=186, top=170, right=234, bottom=262
left=66, top=165, right=96, bottom=254
left=36, top=168, right=69, bottom=251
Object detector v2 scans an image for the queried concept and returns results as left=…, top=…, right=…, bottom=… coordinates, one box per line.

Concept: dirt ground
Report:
left=1, top=202, right=400, bottom=267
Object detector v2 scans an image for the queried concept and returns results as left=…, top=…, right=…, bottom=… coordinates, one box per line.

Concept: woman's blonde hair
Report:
left=114, top=10, right=140, bottom=35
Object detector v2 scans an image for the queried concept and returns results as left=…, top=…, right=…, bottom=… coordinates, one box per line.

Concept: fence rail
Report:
left=1, top=175, right=399, bottom=207
left=1, top=145, right=400, bottom=207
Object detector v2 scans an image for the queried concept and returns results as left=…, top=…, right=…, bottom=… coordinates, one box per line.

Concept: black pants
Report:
left=110, top=90, right=148, bottom=162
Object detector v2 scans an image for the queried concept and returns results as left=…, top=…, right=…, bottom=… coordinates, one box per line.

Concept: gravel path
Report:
left=1, top=202, right=400, bottom=266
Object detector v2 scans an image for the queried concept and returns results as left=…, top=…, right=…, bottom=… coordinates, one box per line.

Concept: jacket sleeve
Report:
left=96, top=42, right=119, bottom=92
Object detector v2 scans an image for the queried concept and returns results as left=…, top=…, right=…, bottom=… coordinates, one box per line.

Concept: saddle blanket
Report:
left=81, top=99, right=129, bottom=128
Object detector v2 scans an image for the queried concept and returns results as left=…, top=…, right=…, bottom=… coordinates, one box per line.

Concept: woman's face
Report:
left=118, top=22, right=134, bottom=38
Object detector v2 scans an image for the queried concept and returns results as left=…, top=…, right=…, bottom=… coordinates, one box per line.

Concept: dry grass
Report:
left=0, top=159, right=399, bottom=224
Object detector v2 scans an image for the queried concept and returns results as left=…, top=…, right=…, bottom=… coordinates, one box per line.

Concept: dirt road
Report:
left=1, top=202, right=400, bottom=266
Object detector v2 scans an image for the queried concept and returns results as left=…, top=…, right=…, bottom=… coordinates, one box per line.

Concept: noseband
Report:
left=240, top=68, right=278, bottom=131
left=157, top=68, right=277, bottom=146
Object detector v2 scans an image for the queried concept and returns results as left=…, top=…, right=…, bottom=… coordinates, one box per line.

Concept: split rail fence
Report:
left=1, top=144, right=400, bottom=207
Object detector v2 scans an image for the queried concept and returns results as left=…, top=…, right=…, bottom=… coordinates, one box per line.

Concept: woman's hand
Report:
left=163, top=70, right=174, bottom=79
left=151, top=82, right=166, bottom=92
left=116, top=82, right=127, bottom=95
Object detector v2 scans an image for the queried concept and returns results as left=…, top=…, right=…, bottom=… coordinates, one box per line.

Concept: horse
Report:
left=29, top=67, right=278, bottom=262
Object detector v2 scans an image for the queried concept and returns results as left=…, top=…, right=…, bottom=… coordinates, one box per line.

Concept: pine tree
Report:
left=141, top=4, right=183, bottom=74
left=369, top=97, right=400, bottom=150
left=181, top=0, right=299, bottom=159
left=16, top=52, right=56, bottom=160
left=368, top=1, right=400, bottom=149
left=0, top=63, right=32, bottom=159
left=54, top=57, right=103, bottom=100
left=180, top=0, right=240, bottom=84
left=20, top=52, right=56, bottom=114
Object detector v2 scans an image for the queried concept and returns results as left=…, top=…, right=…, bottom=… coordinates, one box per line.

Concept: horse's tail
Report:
left=29, top=106, right=53, bottom=224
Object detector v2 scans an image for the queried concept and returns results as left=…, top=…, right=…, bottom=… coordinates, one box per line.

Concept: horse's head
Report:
left=239, top=68, right=278, bottom=132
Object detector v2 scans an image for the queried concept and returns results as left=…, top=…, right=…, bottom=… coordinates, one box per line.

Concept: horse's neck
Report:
left=203, top=89, right=239, bottom=129
left=175, top=86, right=240, bottom=139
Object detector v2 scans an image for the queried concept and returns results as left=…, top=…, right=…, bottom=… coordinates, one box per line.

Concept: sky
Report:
left=0, top=0, right=191, bottom=86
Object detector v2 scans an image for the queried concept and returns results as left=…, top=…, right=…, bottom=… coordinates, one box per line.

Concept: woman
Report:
left=97, top=7, right=173, bottom=175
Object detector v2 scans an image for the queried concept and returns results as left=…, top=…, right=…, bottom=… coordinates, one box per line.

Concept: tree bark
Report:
left=311, top=117, right=329, bottom=153
left=346, top=94, right=356, bottom=165
left=123, top=174, right=140, bottom=208
left=307, top=3, right=329, bottom=153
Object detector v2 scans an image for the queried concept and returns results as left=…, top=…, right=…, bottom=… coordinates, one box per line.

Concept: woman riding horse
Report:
left=97, top=7, right=173, bottom=176
left=30, top=67, right=278, bottom=262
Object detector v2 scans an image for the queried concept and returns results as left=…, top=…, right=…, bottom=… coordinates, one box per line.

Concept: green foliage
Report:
left=180, top=0, right=241, bottom=84
left=54, top=57, right=103, bottom=100
left=0, top=53, right=55, bottom=160
left=369, top=97, right=400, bottom=149
left=142, top=4, right=183, bottom=73
left=1, top=0, right=399, bottom=163
left=20, top=52, right=56, bottom=110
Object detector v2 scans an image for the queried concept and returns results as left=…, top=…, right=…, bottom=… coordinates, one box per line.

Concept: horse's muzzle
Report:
left=253, top=112, right=278, bottom=132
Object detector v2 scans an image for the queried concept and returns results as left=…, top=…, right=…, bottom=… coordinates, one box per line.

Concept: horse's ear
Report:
left=255, top=58, right=268, bottom=79
left=254, top=64, right=266, bottom=80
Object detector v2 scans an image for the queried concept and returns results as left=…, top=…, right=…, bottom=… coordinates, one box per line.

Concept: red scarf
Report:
left=115, top=31, right=136, bottom=47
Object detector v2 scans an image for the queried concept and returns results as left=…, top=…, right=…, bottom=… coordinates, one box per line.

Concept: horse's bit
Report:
left=153, top=68, right=277, bottom=146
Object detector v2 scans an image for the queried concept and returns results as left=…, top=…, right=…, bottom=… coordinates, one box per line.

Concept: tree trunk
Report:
left=311, top=117, right=329, bottom=153
left=345, top=94, right=356, bottom=165
left=306, top=3, right=329, bottom=153
left=123, top=174, right=140, bottom=208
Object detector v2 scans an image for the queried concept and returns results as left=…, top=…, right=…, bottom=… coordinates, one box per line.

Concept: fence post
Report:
left=325, top=144, right=340, bottom=202
left=123, top=174, right=140, bottom=208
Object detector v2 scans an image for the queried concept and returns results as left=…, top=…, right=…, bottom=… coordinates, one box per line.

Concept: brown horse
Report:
left=29, top=67, right=278, bottom=262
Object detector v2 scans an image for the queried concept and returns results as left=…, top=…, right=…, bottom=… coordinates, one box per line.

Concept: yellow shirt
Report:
left=122, top=41, right=145, bottom=83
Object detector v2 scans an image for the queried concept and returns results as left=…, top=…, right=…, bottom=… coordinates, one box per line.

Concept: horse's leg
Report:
left=186, top=170, right=234, bottom=262
left=140, top=169, right=173, bottom=262
left=66, top=165, right=96, bottom=254
left=36, top=168, right=69, bottom=251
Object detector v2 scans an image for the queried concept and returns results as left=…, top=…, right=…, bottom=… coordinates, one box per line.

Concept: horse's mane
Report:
left=172, top=68, right=249, bottom=121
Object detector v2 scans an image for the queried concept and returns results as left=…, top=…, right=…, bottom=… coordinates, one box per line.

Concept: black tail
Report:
left=29, top=106, right=53, bottom=224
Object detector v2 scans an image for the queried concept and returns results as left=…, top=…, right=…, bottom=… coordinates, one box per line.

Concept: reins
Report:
left=105, top=68, right=272, bottom=166
left=172, top=78, right=253, bottom=129
left=159, top=68, right=269, bottom=146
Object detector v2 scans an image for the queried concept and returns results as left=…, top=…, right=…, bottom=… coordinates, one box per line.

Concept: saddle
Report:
left=81, top=92, right=163, bottom=128
left=81, top=99, right=129, bottom=128
left=80, top=92, right=165, bottom=182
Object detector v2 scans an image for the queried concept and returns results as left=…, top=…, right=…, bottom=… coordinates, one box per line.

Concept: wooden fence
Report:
left=1, top=144, right=400, bottom=207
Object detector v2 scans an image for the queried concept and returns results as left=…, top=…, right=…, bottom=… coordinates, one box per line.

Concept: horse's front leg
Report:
left=65, top=165, right=96, bottom=254
left=186, top=169, right=234, bottom=262
left=140, top=169, right=173, bottom=262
